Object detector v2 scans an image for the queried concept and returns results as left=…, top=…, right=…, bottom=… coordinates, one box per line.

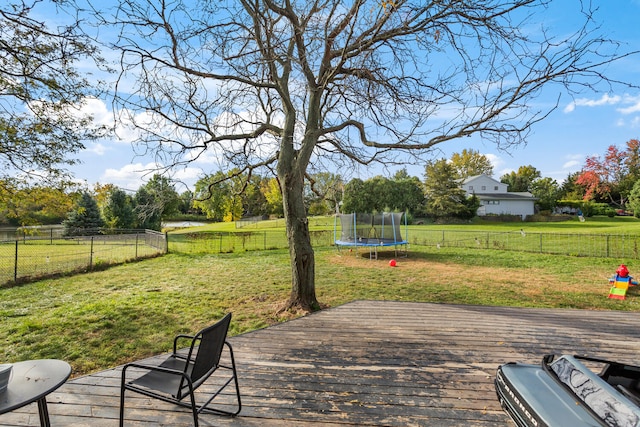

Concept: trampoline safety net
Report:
left=334, top=212, right=408, bottom=258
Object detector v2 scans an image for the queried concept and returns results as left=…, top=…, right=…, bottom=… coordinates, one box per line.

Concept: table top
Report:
left=0, top=359, right=71, bottom=414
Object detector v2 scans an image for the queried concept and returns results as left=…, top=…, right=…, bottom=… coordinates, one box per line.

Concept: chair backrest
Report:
left=189, top=313, right=232, bottom=383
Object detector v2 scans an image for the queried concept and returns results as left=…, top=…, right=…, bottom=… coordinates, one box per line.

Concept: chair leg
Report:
left=120, top=367, right=129, bottom=427
left=228, top=344, right=242, bottom=416
left=188, top=387, right=199, bottom=427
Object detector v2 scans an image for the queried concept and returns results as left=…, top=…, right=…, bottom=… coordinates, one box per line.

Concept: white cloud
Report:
left=100, top=163, right=158, bottom=191
left=85, top=142, right=109, bottom=156
left=564, top=93, right=622, bottom=113
left=561, top=154, right=584, bottom=170
left=562, top=159, right=580, bottom=169
left=484, top=153, right=503, bottom=170
left=617, top=103, right=640, bottom=115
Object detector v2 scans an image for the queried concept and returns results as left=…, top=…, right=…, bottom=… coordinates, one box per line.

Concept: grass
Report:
left=1, top=237, right=639, bottom=377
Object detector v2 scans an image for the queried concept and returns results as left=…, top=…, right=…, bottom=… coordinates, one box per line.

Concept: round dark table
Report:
left=0, top=359, right=71, bottom=426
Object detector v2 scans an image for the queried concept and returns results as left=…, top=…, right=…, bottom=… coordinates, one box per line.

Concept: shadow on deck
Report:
left=3, top=300, right=640, bottom=426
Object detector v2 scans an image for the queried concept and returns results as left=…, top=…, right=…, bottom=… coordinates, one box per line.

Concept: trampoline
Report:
left=334, top=212, right=409, bottom=259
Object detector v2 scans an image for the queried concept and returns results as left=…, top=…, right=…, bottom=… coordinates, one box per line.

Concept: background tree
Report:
left=97, top=0, right=635, bottom=311
left=0, top=1, right=104, bottom=188
left=423, top=159, right=470, bottom=220
left=341, top=178, right=369, bottom=214
left=177, top=191, right=198, bottom=215
left=131, top=175, right=181, bottom=231
left=500, top=165, right=541, bottom=192
left=341, top=174, right=424, bottom=214
left=103, top=188, right=136, bottom=230
left=0, top=184, right=75, bottom=226
left=390, top=173, right=425, bottom=216
left=305, top=173, right=344, bottom=216
left=628, top=180, right=640, bottom=218
left=576, top=141, right=640, bottom=207
left=449, top=149, right=494, bottom=180
left=262, top=178, right=284, bottom=218
left=63, top=192, right=104, bottom=236
left=530, top=177, right=560, bottom=212
left=558, top=171, right=587, bottom=201
left=244, top=175, right=270, bottom=218
left=133, top=187, right=161, bottom=230
left=193, top=172, right=231, bottom=222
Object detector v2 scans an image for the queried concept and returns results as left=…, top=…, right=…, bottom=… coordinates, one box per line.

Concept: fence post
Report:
left=264, top=231, right=267, bottom=250
left=14, top=240, right=18, bottom=283
left=606, top=235, right=610, bottom=258
left=90, top=236, right=94, bottom=270
left=540, top=233, right=543, bottom=253
left=165, top=231, right=169, bottom=254
left=135, top=233, right=139, bottom=258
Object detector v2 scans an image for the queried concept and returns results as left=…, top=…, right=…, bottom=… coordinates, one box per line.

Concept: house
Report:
left=461, top=174, right=537, bottom=219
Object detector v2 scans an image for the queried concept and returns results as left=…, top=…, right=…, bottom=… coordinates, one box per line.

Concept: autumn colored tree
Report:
left=449, top=149, right=494, bottom=180
left=0, top=183, right=76, bottom=226
left=558, top=171, right=586, bottom=201
left=576, top=140, right=640, bottom=207
left=262, top=178, right=284, bottom=217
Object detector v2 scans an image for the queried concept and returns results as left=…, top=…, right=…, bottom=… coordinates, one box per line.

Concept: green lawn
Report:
left=2, top=215, right=640, bottom=377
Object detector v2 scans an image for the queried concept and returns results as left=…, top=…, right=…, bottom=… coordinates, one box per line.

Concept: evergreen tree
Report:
left=63, top=192, right=104, bottom=236
left=424, top=159, right=469, bottom=220
left=103, top=188, right=136, bottom=230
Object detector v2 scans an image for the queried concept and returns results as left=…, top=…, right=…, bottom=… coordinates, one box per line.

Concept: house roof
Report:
left=461, top=174, right=500, bottom=184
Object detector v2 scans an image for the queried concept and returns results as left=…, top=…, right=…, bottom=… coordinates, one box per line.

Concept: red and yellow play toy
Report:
left=608, top=264, right=638, bottom=300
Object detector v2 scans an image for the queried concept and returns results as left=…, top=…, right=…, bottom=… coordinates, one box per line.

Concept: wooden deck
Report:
left=3, top=300, right=640, bottom=426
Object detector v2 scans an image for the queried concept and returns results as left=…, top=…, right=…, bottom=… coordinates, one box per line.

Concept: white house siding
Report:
left=478, top=198, right=535, bottom=219
left=462, top=175, right=508, bottom=194
left=461, top=174, right=536, bottom=219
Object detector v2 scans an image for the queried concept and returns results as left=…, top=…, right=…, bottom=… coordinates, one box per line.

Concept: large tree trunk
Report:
left=280, top=168, right=319, bottom=312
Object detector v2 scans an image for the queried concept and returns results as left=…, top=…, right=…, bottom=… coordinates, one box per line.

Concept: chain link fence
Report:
left=168, top=229, right=333, bottom=254
left=169, top=228, right=640, bottom=260
left=0, top=229, right=167, bottom=286
left=408, top=229, right=640, bottom=259
left=2, top=226, right=638, bottom=286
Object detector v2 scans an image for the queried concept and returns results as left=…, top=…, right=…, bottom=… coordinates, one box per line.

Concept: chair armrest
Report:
left=173, top=333, right=198, bottom=354
left=121, top=361, right=192, bottom=386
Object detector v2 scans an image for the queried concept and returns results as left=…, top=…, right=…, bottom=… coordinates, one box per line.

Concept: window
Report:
left=487, top=200, right=500, bottom=205
left=494, top=186, right=499, bottom=190
left=469, top=185, right=473, bottom=190
left=481, top=186, right=486, bottom=190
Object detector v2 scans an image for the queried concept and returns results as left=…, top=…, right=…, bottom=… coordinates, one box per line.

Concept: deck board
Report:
left=2, top=300, right=640, bottom=426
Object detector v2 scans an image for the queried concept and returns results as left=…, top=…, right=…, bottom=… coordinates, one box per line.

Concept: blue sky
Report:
left=62, top=1, right=640, bottom=193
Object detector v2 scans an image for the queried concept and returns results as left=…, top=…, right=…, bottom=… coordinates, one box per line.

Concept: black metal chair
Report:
left=119, top=313, right=241, bottom=426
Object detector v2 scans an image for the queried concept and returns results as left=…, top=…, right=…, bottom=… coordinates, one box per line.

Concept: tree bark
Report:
left=280, top=168, right=319, bottom=312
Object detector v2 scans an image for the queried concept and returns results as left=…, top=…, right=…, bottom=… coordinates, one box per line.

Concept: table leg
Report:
left=37, top=397, right=50, bottom=427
